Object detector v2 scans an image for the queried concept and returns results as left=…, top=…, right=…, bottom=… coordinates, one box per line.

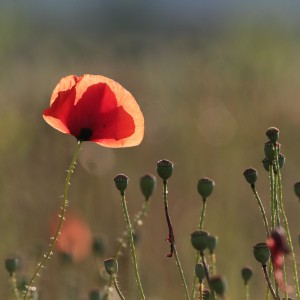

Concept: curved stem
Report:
left=120, top=192, right=145, bottom=300
left=163, top=180, right=190, bottom=300
left=112, top=276, right=126, bottom=300
left=251, top=185, right=270, bottom=237
left=23, top=141, right=82, bottom=300
left=262, top=264, right=278, bottom=300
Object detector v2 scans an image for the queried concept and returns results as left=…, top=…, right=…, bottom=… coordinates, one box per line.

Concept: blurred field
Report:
left=1, top=2, right=300, bottom=299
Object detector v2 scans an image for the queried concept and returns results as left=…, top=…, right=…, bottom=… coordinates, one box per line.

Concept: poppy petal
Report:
left=43, top=74, right=144, bottom=148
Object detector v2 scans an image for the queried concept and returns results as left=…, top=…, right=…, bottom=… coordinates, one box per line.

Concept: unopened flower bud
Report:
left=202, top=289, right=211, bottom=300
left=191, top=230, right=208, bottom=253
left=210, top=275, right=227, bottom=296
left=253, top=243, right=270, bottom=266
left=157, top=159, right=174, bottom=181
left=278, top=153, right=285, bottom=169
left=243, top=168, right=258, bottom=185
left=104, top=258, right=118, bottom=275
left=197, top=178, right=215, bottom=199
left=5, top=257, right=20, bottom=274
left=140, top=174, right=156, bottom=200
left=195, top=263, right=206, bottom=282
left=294, top=182, right=300, bottom=199
left=206, top=235, right=218, bottom=254
left=92, top=237, right=105, bottom=257
left=89, top=289, right=103, bottom=300
left=266, top=127, right=279, bottom=143
left=262, top=158, right=270, bottom=172
left=114, top=174, right=128, bottom=194
left=241, top=266, right=253, bottom=284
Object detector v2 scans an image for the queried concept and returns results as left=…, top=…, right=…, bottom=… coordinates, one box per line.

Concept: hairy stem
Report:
left=23, top=141, right=82, bottom=300
left=120, top=192, right=145, bottom=300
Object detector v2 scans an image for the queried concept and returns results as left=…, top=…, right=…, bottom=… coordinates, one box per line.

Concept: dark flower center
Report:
left=77, top=128, right=93, bottom=141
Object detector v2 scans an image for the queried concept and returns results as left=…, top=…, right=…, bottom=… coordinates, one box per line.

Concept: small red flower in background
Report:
left=267, top=227, right=291, bottom=292
left=50, top=212, right=92, bottom=262
left=43, top=74, right=144, bottom=147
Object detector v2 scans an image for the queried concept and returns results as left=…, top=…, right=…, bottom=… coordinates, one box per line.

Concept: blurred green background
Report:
left=1, top=1, right=300, bottom=299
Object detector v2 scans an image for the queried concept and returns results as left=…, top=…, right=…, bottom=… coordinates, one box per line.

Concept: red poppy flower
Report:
left=50, top=212, right=92, bottom=262
left=267, top=227, right=291, bottom=292
left=43, top=74, right=144, bottom=147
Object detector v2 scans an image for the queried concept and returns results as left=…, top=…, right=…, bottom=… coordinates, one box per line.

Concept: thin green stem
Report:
left=199, top=199, right=207, bottom=230
left=173, top=245, right=191, bottom=300
left=102, top=201, right=150, bottom=300
left=199, top=282, right=203, bottom=300
left=120, top=192, right=145, bottom=300
left=191, top=199, right=207, bottom=299
left=102, top=276, right=114, bottom=300
left=262, top=265, right=278, bottom=300
left=251, top=185, right=270, bottom=237
left=23, top=141, right=82, bottom=300
left=115, top=201, right=150, bottom=260
left=112, top=276, right=126, bottom=300
left=275, top=156, right=300, bottom=300
left=163, top=180, right=190, bottom=300
left=244, top=283, right=249, bottom=300
left=210, top=253, right=216, bottom=275
left=9, top=273, right=21, bottom=300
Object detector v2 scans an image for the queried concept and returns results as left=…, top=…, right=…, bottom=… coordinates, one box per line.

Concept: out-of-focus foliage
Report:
left=1, top=2, right=300, bottom=299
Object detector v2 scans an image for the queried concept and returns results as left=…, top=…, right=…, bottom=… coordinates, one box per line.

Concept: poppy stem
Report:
left=23, top=141, right=82, bottom=300
left=162, top=180, right=191, bottom=300
left=250, top=184, right=270, bottom=238
left=262, top=264, right=278, bottom=300
left=8, top=272, right=21, bottom=300
left=191, top=199, right=207, bottom=299
left=274, top=153, right=300, bottom=300
left=103, top=200, right=150, bottom=299
left=112, top=275, right=126, bottom=300
left=120, top=191, right=146, bottom=300
left=244, top=282, right=249, bottom=300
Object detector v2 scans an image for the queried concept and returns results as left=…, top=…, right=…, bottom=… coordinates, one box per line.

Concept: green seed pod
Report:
left=243, top=168, right=258, bottom=185
left=195, top=263, right=206, bottom=282
left=266, top=127, right=279, bottom=143
left=264, top=141, right=280, bottom=161
left=294, top=182, right=300, bottom=199
left=253, top=243, right=270, bottom=266
left=157, top=159, right=174, bottom=181
left=104, top=258, right=118, bottom=275
left=209, top=275, right=227, bottom=295
left=5, top=257, right=20, bottom=274
left=202, top=289, right=211, bottom=300
left=92, top=237, right=105, bottom=257
left=197, top=178, right=215, bottom=199
left=191, top=230, right=208, bottom=253
left=89, top=289, right=103, bottom=300
left=206, top=235, right=218, bottom=254
left=278, top=153, right=285, bottom=169
left=241, top=266, right=253, bottom=284
left=262, top=158, right=270, bottom=172
left=140, top=174, right=156, bottom=200
left=114, top=174, right=128, bottom=194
